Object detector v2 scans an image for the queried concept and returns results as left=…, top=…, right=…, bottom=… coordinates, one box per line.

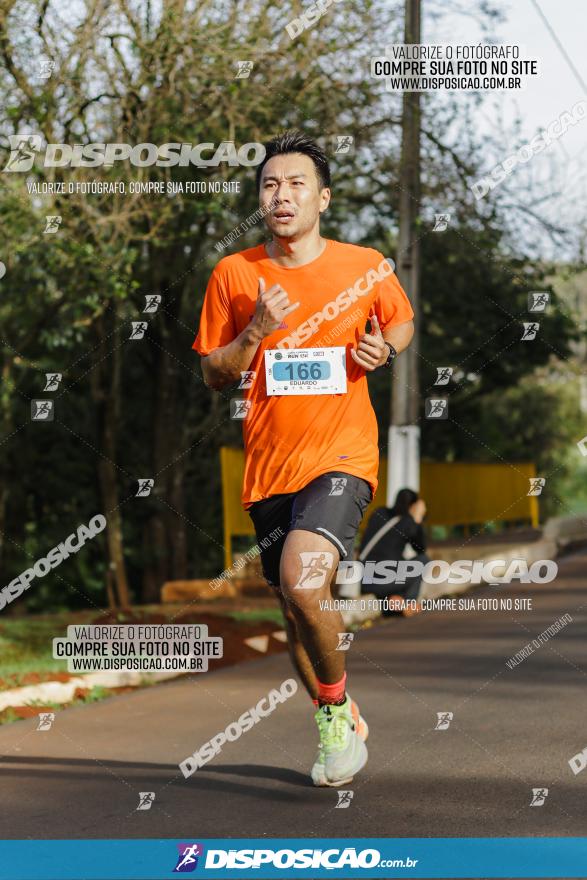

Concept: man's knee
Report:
left=280, top=538, right=338, bottom=596
left=280, top=579, right=333, bottom=629
left=277, top=593, right=298, bottom=628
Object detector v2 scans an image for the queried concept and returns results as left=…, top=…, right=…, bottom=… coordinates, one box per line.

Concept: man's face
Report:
left=259, top=152, right=330, bottom=239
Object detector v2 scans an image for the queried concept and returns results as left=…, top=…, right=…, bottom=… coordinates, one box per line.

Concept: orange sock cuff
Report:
left=317, top=672, right=347, bottom=705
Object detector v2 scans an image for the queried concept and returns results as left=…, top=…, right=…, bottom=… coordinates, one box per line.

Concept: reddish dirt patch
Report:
left=87, top=610, right=289, bottom=671
left=0, top=670, right=73, bottom=691
left=174, top=613, right=288, bottom=670
left=10, top=705, right=56, bottom=719
left=1, top=612, right=288, bottom=724
left=22, top=671, right=72, bottom=686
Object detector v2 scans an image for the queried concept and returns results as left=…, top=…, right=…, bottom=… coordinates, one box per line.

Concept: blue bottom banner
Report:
left=1, top=837, right=587, bottom=879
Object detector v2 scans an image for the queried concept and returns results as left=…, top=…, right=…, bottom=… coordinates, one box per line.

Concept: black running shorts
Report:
left=247, top=471, right=373, bottom=589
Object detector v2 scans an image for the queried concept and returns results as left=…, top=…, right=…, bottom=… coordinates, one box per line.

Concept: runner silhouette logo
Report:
left=173, top=843, right=204, bottom=872
left=294, top=551, right=334, bottom=590
left=329, top=477, right=347, bottom=496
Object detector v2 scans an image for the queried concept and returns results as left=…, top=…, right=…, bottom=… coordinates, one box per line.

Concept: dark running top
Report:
left=358, top=508, right=426, bottom=561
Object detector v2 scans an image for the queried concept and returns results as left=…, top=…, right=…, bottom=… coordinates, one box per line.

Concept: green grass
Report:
left=0, top=617, right=70, bottom=682
left=0, top=606, right=286, bottom=688
left=228, top=609, right=285, bottom=625
left=0, top=686, right=115, bottom=726
left=77, top=685, right=110, bottom=703
left=0, top=605, right=289, bottom=726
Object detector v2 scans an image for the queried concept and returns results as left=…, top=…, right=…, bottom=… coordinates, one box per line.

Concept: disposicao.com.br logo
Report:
left=2, top=134, right=265, bottom=172
left=180, top=845, right=417, bottom=871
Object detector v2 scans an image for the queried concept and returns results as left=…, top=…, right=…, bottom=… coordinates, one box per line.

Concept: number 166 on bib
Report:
left=265, top=347, right=347, bottom=396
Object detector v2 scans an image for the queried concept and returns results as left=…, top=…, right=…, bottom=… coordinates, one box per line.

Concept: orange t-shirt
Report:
left=193, top=239, right=414, bottom=508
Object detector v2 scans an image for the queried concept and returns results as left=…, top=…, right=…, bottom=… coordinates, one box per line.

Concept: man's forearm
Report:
left=383, top=320, right=414, bottom=355
left=203, top=319, right=415, bottom=388
left=202, top=324, right=264, bottom=390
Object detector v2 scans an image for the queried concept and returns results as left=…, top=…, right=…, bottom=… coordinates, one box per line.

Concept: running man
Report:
left=193, top=130, right=414, bottom=786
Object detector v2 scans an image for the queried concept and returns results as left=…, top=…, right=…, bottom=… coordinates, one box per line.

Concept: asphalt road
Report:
left=1, top=549, right=586, bottom=843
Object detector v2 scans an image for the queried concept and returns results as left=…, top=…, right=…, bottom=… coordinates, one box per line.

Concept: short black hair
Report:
left=256, top=130, right=331, bottom=192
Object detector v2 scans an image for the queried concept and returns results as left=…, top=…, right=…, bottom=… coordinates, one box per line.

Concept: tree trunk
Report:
left=91, top=306, right=131, bottom=608
left=141, top=275, right=191, bottom=601
left=0, top=357, right=14, bottom=573
left=141, top=515, right=167, bottom=604
left=168, top=452, right=188, bottom=578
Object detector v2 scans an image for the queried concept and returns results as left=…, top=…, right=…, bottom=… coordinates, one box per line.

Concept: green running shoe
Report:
left=311, top=695, right=368, bottom=787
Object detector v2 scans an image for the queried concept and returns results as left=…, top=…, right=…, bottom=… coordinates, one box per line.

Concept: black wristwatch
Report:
left=382, top=341, right=398, bottom=369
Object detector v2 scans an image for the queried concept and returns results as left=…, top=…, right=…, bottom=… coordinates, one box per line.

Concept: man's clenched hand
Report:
left=250, top=276, right=300, bottom=339
left=350, top=313, right=387, bottom=371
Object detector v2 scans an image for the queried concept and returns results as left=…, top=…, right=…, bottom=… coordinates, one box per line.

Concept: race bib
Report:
left=265, top=347, right=347, bottom=396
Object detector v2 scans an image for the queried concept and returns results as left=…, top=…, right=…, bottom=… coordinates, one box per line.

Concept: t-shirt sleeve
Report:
left=192, top=267, right=237, bottom=356
left=372, top=262, right=414, bottom=331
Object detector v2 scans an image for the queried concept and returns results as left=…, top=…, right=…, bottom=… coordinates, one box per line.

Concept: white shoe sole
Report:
left=311, top=716, right=369, bottom=787
left=320, top=746, right=368, bottom=787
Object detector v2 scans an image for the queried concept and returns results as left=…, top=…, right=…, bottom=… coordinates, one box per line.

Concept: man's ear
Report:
left=319, top=187, right=331, bottom=213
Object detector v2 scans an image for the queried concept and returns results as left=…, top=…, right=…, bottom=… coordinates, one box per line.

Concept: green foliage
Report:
left=0, top=0, right=582, bottom=607
left=0, top=617, right=69, bottom=678
left=475, top=375, right=585, bottom=519
left=229, top=609, right=285, bottom=625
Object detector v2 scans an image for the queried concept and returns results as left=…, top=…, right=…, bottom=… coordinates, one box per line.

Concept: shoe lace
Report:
left=316, top=705, right=351, bottom=752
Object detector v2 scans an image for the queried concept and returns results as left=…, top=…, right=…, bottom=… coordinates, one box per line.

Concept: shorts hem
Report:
left=289, top=524, right=348, bottom=558
left=242, top=466, right=376, bottom=509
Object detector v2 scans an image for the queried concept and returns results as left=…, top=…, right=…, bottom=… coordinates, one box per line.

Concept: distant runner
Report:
left=193, top=130, right=414, bottom=786
left=358, top=488, right=429, bottom=617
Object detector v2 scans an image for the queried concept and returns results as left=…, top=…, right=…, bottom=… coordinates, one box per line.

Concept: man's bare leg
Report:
left=278, top=529, right=345, bottom=685
left=275, top=590, right=320, bottom=700
left=278, top=528, right=368, bottom=787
